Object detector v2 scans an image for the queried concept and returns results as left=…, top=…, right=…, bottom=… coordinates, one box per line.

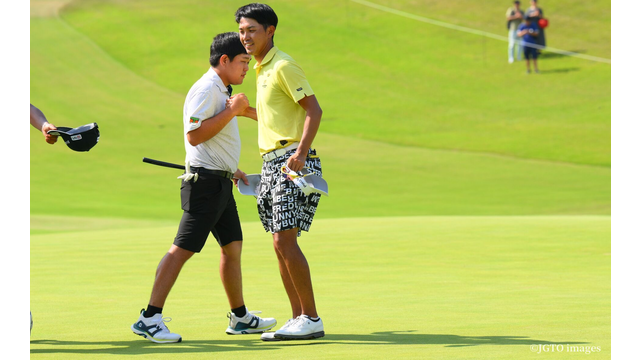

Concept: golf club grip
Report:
left=142, top=157, right=185, bottom=170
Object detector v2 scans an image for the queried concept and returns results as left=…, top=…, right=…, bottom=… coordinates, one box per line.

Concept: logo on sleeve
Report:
left=296, top=87, right=303, bottom=91
left=189, top=117, right=200, bottom=124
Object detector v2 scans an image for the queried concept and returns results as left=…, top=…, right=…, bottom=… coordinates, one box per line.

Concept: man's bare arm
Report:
left=286, top=94, right=322, bottom=172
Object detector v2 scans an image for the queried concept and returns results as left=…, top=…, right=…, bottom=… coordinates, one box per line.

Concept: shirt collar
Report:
left=208, top=67, right=231, bottom=96
left=254, top=46, right=279, bottom=70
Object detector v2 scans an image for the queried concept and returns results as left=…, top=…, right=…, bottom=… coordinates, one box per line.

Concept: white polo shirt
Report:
left=183, top=67, right=241, bottom=173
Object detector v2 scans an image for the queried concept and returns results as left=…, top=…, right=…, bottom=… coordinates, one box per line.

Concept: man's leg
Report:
left=273, top=228, right=317, bottom=318
left=508, top=30, right=515, bottom=63
left=516, top=37, right=523, bottom=61
left=149, top=245, right=195, bottom=308
left=218, top=207, right=277, bottom=335
left=220, top=240, right=244, bottom=309
left=271, top=229, right=324, bottom=340
left=131, top=244, right=192, bottom=343
left=274, top=236, right=303, bottom=319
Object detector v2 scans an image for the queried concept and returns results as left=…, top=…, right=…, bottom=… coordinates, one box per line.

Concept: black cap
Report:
left=47, top=123, right=100, bottom=152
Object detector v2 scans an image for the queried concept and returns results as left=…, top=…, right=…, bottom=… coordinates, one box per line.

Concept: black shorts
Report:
left=257, top=149, right=322, bottom=236
left=524, top=46, right=538, bottom=59
left=173, top=173, right=242, bottom=252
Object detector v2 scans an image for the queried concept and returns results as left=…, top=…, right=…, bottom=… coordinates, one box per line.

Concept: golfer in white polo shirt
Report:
left=131, top=32, right=276, bottom=343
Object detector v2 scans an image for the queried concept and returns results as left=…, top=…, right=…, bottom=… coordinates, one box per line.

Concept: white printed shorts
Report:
left=257, top=148, right=322, bottom=235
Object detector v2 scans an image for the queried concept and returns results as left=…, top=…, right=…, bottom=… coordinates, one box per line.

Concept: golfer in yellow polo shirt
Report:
left=235, top=3, right=325, bottom=341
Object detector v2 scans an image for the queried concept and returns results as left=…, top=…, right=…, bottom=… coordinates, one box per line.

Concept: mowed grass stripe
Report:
left=30, top=215, right=610, bottom=359
left=29, top=17, right=610, bottom=220
left=31, top=0, right=609, bottom=222
left=58, top=0, right=610, bottom=166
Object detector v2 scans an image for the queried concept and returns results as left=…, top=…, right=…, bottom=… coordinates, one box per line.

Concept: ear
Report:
left=220, top=54, right=230, bottom=66
left=267, top=25, right=276, bottom=38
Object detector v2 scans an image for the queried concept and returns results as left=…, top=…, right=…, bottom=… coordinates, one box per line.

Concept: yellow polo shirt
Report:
left=254, top=46, right=314, bottom=155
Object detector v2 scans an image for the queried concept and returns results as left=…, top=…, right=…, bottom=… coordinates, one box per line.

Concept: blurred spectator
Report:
left=506, top=1, right=525, bottom=63
left=517, top=16, right=540, bottom=74
left=525, top=0, right=546, bottom=51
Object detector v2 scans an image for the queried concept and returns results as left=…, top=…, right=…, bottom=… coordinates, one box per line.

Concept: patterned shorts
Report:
left=257, top=148, right=322, bottom=235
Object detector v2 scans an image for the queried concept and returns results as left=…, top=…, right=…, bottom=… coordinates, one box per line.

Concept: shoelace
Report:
left=282, top=317, right=297, bottom=329
left=156, top=317, right=173, bottom=331
left=286, top=316, right=306, bottom=330
left=246, top=311, right=262, bottom=325
left=227, top=310, right=264, bottom=324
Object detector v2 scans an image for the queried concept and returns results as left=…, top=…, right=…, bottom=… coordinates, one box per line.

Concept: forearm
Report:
left=187, top=107, right=237, bottom=146
left=297, top=107, right=322, bottom=155
left=241, top=106, right=258, bottom=121
left=285, top=95, right=322, bottom=172
left=30, top=104, right=48, bottom=130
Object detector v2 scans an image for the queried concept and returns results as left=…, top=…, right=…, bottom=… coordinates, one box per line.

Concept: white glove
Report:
left=292, top=176, right=313, bottom=196
left=178, top=160, right=199, bottom=182
left=281, top=165, right=312, bottom=195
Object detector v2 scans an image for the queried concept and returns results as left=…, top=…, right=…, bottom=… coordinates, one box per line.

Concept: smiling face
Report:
left=238, top=17, right=274, bottom=63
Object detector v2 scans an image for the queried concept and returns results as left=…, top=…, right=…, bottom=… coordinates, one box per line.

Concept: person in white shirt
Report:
left=506, top=1, right=525, bottom=63
left=131, top=32, right=276, bottom=344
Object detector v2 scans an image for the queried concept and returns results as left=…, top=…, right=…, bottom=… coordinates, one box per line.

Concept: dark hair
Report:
left=235, top=3, right=278, bottom=30
left=209, top=32, right=247, bottom=67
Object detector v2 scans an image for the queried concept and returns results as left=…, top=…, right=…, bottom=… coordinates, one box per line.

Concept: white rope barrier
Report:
left=350, top=0, right=611, bottom=64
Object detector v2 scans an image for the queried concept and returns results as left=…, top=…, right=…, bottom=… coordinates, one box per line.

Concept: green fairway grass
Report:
left=30, top=216, right=610, bottom=359
left=30, top=0, right=610, bottom=358
left=56, top=0, right=611, bottom=166
left=30, top=0, right=610, bottom=220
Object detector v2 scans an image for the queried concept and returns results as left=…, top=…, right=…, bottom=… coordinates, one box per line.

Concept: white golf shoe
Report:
left=226, top=310, right=277, bottom=335
left=131, top=309, right=182, bottom=343
left=260, top=317, right=296, bottom=341
left=274, top=315, right=324, bottom=340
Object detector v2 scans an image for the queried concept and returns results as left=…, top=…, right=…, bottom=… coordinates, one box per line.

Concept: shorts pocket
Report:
left=180, top=177, right=224, bottom=213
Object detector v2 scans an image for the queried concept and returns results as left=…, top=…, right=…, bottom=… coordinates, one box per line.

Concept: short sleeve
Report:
left=276, top=61, right=314, bottom=103
left=185, top=91, right=218, bottom=133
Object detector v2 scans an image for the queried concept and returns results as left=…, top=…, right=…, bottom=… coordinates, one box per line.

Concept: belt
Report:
left=262, top=142, right=299, bottom=162
left=192, top=167, right=234, bottom=180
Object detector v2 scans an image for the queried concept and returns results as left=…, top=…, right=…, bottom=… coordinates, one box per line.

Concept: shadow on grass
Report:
left=318, top=331, right=589, bottom=348
left=31, top=331, right=588, bottom=354
left=539, top=50, right=587, bottom=59
left=30, top=338, right=281, bottom=355
left=539, top=68, right=581, bottom=74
